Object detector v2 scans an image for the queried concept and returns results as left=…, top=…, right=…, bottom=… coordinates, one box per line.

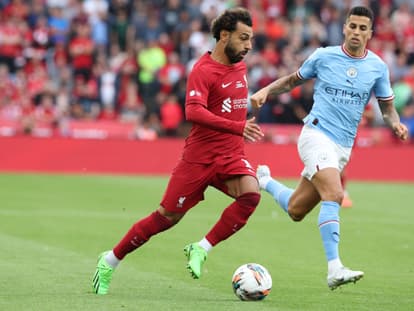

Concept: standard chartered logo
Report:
left=222, top=98, right=232, bottom=113
left=221, top=97, right=248, bottom=113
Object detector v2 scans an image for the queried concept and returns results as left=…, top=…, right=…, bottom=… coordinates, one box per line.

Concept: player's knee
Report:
left=237, top=192, right=261, bottom=207
left=321, top=189, right=344, bottom=204
left=236, top=192, right=261, bottom=215
left=288, top=210, right=305, bottom=222
left=336, top=189, right=345, bottom=204
left=157, top=206, right=185, bottom=225
left=287, top=206, right=306, bottom=222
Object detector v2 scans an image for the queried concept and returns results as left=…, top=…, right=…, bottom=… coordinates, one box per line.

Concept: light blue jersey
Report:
left=298, top=45, right=394, bottom=147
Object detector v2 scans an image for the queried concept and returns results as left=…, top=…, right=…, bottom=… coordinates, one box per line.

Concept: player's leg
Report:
left=298, top=125, right=344, bottom=271
left=312, top=167, right=364, bottom=289
left=205, top=174, right=260, bottom=244
left=312, top=167, right=344, bottom=270
left=186, top=175, right=260, bottom=279
left=178, top=162, right=220, bottom=279
left=286, top=176, right=320, bottom=221
left=256, top=125, right=322, bottom=218
left=257, top=165, right=321, bottom=219
left=298, top=125, right=363, bottom=289
left=256, top=164, right=294, bottom=213
left=93, top=207, right=178, bottom=295
left=93, top=160, right=205, bottom=294
left=185, top=158, right=261, bottom=279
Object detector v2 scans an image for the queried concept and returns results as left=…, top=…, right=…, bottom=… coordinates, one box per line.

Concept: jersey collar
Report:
left=341, top=44, right=368, bottom=59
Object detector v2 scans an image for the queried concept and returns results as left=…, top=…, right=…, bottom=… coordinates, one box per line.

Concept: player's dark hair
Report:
left=347, top=6, right=374, bottom=23
left=211, top=7, right=252, bottom=41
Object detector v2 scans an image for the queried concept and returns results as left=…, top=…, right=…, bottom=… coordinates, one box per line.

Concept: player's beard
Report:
left=224, top=41, right=246, bottom=64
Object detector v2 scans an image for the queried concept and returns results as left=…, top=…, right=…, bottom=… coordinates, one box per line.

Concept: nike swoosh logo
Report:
left=222, top=82, right=232, bottom=88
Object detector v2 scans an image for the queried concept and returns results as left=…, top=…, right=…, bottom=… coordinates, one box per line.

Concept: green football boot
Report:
left=92, top=251, right=115, bottom=295
left=184, top=243, right=207, bottom=279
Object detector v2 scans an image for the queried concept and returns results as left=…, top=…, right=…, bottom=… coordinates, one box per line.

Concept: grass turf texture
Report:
left=0, top=173, right=413, bottom=311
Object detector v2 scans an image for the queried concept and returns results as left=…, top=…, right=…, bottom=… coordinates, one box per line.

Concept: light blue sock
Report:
left=265, top=179, right=293, bottom=213
left=318, top=201, right=340, bottom=261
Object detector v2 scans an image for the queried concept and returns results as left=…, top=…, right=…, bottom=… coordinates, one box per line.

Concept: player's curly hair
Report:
left=211, top=7, right=252, bottom=42
left=347, top=6, right=374, bottom=23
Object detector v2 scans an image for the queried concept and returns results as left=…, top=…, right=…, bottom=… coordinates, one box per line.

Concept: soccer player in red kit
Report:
left=93, top=7, right=264, bottom=295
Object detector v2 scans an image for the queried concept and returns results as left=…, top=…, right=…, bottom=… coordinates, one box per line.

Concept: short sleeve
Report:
left=298, top=48, right=321, bottom=80
left=373, top=63, right=394, bottom=101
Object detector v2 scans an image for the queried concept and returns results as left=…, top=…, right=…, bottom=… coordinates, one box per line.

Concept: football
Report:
left=231, top=263, right=272, bottom=301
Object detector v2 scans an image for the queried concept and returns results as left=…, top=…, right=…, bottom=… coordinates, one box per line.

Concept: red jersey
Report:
left=69, top=37, right=94, bottom=69
left=183, top=52, right=249, bottom=163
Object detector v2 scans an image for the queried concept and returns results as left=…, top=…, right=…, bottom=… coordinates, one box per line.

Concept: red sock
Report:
left=205, top=192, right=260, bottom=246
left=113, top=210, right=173, bottom=259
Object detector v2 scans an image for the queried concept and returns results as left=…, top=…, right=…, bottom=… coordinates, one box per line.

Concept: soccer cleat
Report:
left=256, top=165, right=272, bottom=190
left=184, top=243, right=207, bottom=279
left=327, top=267, right=364, bottom=290
left=93, top=251, right=115, bottom=295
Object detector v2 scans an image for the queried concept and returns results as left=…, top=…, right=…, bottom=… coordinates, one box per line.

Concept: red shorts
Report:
left=160, top=155, right=256, bottom=213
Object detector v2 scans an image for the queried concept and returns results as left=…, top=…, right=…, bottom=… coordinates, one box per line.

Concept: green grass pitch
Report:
left=0, top=173, right=413, bottom=311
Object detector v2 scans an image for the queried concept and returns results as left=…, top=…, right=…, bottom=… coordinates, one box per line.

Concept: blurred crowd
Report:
left=0, top=0, right=413, bottom=140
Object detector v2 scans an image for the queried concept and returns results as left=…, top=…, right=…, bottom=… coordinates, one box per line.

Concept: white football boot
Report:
left=256, top=165, right=272, bottom=190
left=327, top=267, right=364, bottom=290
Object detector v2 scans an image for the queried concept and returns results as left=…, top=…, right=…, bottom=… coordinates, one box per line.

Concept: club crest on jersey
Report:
left=176, top=196, right=186, bottom=208
left=346, top=67, right=358, bottom=78
left=318, top=152, right=328, bottom=162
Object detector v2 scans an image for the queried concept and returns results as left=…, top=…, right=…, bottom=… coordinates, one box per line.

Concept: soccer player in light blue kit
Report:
left=250, top=6, right=408, bottom=290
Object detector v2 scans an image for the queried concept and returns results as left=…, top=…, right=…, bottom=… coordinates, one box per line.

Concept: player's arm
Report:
left=250, top=71, right=306, bottom=108
left=186, top=103, right=263, bottom=142
left=186, top=102, right=245, bottom=135
left=378, top=99, right=408, bottom=140
left=185, top=65, right=247, bottom=135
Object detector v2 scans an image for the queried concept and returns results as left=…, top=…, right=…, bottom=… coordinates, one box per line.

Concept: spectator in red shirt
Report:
left=158, top=51, right=186, bottom=94
left=68, top=19, right=95, bottom=80
left=118, top=78, right=145, bottom=123
left=71, top=74, right=100, bottom=119
left=159, top=93, right=183, bottom=136
left=0, top=15, right=25, bottom=73
left=2, top=0, right=30, bottom=20
left=34, top=93, right=58, bottom=127
left=0, top=64, right=16, bottom=108
left=25, top=56, right=48, bottom=102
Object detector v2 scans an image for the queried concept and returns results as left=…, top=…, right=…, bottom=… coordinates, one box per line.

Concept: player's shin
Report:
left=318, top=201, right=343, bottom=272
left=266, top=180, right=293, bottom=213
left=113, top=210, right=174, bottom=259
left=205, top=192, right=260, bottom=245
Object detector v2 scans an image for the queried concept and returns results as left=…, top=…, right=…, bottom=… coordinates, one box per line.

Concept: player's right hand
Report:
left=250, top=88, right=269, bottom=108
left=243, top=117, right=264, bottom=142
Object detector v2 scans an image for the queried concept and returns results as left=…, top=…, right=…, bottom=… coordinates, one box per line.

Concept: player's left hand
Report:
left=243, top=117, right=264, bottom=142
left=393, top=122, right=409, bottom=140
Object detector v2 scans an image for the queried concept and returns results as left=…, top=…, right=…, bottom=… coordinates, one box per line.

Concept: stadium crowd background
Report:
left=0, top=0, right=413, bottom=141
